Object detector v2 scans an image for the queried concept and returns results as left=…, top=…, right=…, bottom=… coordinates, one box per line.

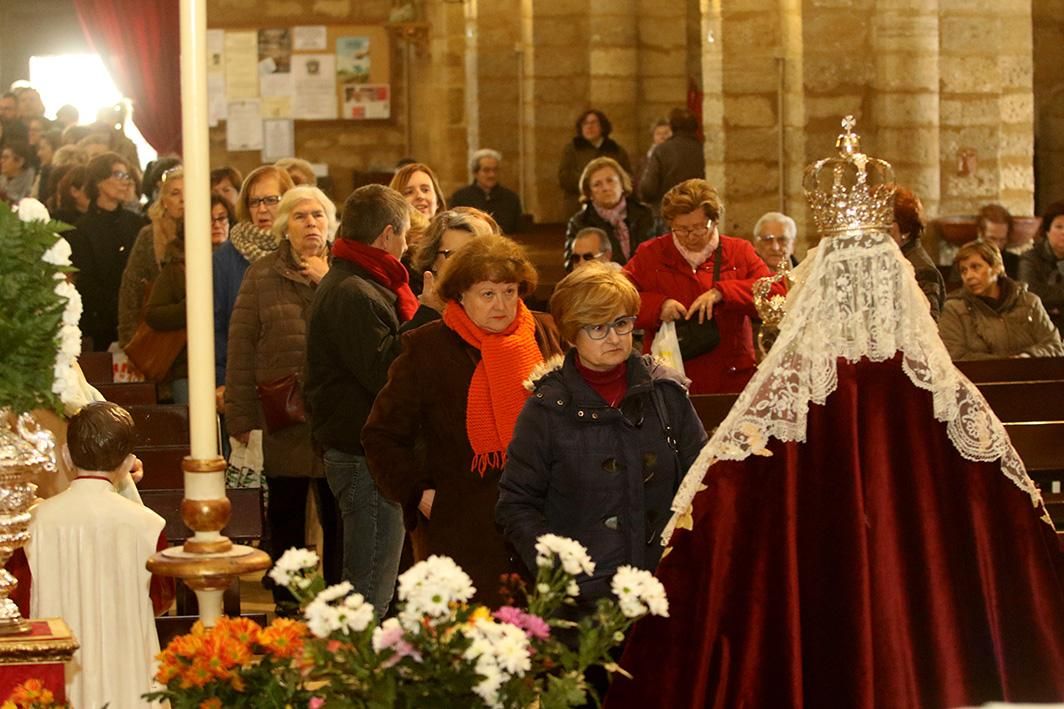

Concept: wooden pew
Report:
left=95, top=381, right=157, bottom=406
left=956, top=357, right=1064, bottom=384
left=128, top=404, right=191, bottom=447
left=77, top=351, right=113, bottom=384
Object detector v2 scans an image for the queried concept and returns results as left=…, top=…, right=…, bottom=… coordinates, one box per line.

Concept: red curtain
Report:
left=72, top=0, right=182, bottom=156
left=609, top=356, right=1064, bottom=708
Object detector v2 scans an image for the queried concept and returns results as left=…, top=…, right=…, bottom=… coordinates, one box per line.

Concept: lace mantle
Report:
left=663, top=228, right=1048, bottom=545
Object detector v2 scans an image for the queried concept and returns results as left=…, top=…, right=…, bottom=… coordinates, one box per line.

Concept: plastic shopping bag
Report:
left=650, top=321, right=686, bottom=377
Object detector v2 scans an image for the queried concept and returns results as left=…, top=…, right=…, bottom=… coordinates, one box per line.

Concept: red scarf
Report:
left=331, top=238, right=419, bottom=321
left=442, top=299, right=543, bottom=475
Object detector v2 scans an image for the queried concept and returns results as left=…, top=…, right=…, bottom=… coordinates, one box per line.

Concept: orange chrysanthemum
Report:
left=8, top=679, right=55, bottom=705
left=259, top=618, right=307, bottom=659
left=217, top=616, right=262, bottom=646
left=199, top=699, right=222, bottom=709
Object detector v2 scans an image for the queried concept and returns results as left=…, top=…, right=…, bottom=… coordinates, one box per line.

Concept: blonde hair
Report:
left=955, top=240, right=1004, bottom=273
left=275, top=157, right=317, bottom=186
left=550, top=262, right=640, bottom=344
left=413, top=207, right=501, bottom=274
left=661, top=178, right=723, bottom=224
left=578, top=157, right=632, bottom=204
left=271, top=185, right=339, bottom=241
left=406, top=208, right=431, bottom=248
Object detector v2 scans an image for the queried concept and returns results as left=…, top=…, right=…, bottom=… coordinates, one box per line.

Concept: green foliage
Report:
left=0, top=202, right=74, bottom=415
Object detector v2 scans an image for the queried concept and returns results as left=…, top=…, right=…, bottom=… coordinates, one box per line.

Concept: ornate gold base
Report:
left=0, top=616, right=31, bottom=636
left=0, top=618, right=78, bottom=664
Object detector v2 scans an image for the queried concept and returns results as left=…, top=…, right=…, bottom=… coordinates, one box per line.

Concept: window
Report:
left=29, top=54, right=157, bottom=169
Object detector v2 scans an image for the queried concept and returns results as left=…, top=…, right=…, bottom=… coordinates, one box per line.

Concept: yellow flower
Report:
left=469, top=606, right=491, bottom=624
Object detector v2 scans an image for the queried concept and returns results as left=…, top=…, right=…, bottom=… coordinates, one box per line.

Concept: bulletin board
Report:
left=206, top=23, right=392, bottom=156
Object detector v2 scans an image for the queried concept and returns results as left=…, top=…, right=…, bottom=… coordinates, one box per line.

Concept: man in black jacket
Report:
left=449, top=148, right=523, bottom=234
left=305, top=184, right=434, bottom=617
left=638, top=108, right=706, bottom=211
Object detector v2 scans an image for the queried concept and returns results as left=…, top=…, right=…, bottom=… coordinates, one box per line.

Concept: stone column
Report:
left=871, top=0, right=941, bottom=218
left=588, top=0, right=639, bottom=159
left=938, top=0, right=1034, bottom=216
left=637, top=0, right=691, bottom=161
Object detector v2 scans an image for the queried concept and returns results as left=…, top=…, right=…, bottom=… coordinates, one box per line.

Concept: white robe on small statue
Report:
left=26, top=477, right=165, bottom=709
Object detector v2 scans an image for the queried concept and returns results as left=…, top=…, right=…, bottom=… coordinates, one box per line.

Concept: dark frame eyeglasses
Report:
left=248, top=195, right=282, bottom=208
left=571, top=251, right=604, bottom=263
left=582, top=316, right=637, bottom=340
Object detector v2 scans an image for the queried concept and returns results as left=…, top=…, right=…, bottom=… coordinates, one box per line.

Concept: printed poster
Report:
left=342, top=83, right=390, bottom=120
left=336, top=36, right=371, bottom=85
left=293, top=54, right=337, bottom=120
left=226, top=99, right=263, bottom=151
left=293, top=25, right=327, bottom=51
left=224, top=31, right=259, bottom=99
left=258, top=28, right=292, bottom=74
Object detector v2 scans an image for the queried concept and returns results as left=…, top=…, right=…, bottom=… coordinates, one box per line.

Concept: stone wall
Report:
left=1033, top=0, right=1064, bottom=213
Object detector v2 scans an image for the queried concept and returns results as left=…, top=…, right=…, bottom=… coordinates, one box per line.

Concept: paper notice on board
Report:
left=292, top=54, right=337, bottom=120
left=293, top=26, right=327, bottom=51
left=260, top=71, right=293, bottom=98
left=262, top=96, right=291, bottom=118
left=208, top=74, right=227, bottom=126
left=226, top=99, right=263, bottom=151
left=258, top=28, right=292, bottom=74
left=262, top=119, right=294, bottom=162
left=342, top=83, right=390, bottom=120
left=336, top=36, right=371, bottom=84
left=225, top=31, right=259, bottom=98
left=207, top=29, right=225, bottom=73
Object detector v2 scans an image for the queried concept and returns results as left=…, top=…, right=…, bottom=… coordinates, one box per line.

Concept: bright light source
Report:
left=29, top=54, right=157, bottom=169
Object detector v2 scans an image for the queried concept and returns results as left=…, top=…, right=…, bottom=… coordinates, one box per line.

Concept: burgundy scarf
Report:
left=331, top=239, right=419, bottom=321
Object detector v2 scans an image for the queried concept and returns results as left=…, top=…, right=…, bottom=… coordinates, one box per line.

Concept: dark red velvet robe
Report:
left=608, top=357, right=1064, bottom=708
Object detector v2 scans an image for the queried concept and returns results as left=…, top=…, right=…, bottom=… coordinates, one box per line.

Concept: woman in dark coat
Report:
left=497, top=263, right=707, bottom=602
left=225, top=185, right=342, bottom=603
left=362, top=236, right=564, bottom=606
left=558, top=110, right=632, bottom=217
left=564, top=157, right=657, bottom=270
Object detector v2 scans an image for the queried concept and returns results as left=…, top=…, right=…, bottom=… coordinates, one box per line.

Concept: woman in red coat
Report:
left=623, top=179, right=772, bottom=394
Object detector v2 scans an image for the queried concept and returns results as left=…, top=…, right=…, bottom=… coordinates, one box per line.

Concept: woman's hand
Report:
left=686, top=288, right=722, bottom=324
left=418, top=489, right=436, bottom=519
left=215, top=385, right=226, bottom=414
left=660, top=299, right=687, bottom=322
left=419, top=271, right=445, bottom=312
left=300, top=255, right=330, bottom=284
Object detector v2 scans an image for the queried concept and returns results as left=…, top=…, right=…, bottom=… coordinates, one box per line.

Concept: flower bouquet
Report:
left=147, top=535, right=668, bottom=708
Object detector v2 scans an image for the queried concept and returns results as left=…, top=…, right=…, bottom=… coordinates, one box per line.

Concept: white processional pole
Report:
left=148, top=0, right=269, bottom=627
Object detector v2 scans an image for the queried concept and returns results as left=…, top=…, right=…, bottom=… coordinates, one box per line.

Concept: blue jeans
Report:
left=323, top=449, right=404, bottom=618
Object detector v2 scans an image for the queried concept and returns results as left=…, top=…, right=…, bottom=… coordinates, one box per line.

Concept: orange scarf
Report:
left=442, top=299, right=543, bottom=475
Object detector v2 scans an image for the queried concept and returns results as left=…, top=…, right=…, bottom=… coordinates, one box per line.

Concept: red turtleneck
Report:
left=575, top=357, right=629, bottom=408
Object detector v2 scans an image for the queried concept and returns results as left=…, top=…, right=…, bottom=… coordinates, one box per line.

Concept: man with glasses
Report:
left=752, top=211, right=798, bottom=271
left=567, top=227, right=620, bottom=271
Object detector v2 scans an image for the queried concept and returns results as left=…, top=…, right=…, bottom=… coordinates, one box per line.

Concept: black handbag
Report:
left=673, top=242, right=722, bottom=360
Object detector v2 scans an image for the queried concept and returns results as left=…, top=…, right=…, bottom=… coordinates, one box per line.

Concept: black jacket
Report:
left=497, top=351, right=707, bottom=601
left=67, top=205, right=147, bottom=351
left=304, top=256, right=435, bottom=454
left=564, top=199, right=659, bottom=269
left=638, top=131, right=705, bottom=207
left=900, top=237, right=945, bottom=320
left=1018, top=238, right=1064, bottom=330
left=449, top=183, right=524, bottom=235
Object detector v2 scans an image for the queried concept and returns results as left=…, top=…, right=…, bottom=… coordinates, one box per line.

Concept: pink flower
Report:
left=493, top=606, right=550, bottom=640
left=309, top=697, right=325, bottom=709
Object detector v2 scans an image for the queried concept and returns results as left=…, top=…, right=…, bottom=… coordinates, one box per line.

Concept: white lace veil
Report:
left=662, top=120, right=1047, bottom=545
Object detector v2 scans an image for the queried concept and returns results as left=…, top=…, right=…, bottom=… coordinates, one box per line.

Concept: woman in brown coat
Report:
left=225, top=185, right=341, bottom=607
left=938, top=240, right=1064, bottom=361
left=362, top=236, right=564, bottom=606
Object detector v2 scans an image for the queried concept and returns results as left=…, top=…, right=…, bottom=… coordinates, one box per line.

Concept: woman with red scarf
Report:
left=362, top=236, right=563, bottom=606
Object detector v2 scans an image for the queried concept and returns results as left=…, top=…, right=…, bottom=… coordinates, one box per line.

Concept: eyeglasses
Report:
left=582, top=316, right=637, bottom=340
left=571, top=251, right=604, bottom=262
left=248, top=195, right=282, bottom=208
left=437, top=249, right=456, bottom=260
left=211, top=215, right=229, bottom=225
left=672, top=222, right=712, bottom=237
left=110, top=170, right=132, bottom=182
left=757, top=235, right=793, bottom=245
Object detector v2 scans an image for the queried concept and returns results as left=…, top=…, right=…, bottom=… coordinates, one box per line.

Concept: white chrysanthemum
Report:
left=42, top=235, right=71, bottom=266
left=534, top=534, right=596, bottom=576
left=316, top=581, right=354, bottom=603
left=610, top=565, right=669, bottom=619
left=16, top=197, right=50, bottom=223
left=397, top=555, right=475, bottom=622
left=304, top=600, right=341, bottom=638
left=303, top=584, right=375, bottom=638
left=339, top=592, right=376, bottom=632
left=269, top=547, right=320, bottom=587
left=461, top=618, right=531, bottom=708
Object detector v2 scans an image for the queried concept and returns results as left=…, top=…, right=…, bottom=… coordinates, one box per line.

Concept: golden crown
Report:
left=803, top=115, right=895, bottom=236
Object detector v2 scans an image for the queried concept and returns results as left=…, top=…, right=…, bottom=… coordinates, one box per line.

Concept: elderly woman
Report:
left=497, top=263, right=707, bottom=601
left=1018, top=199, right=1064, bottom=333
left=752, top=211, right=798, bottom=271
left=0, top=140, right=36, bottom=201
left=558, top=109, right=632, bottom=216
left=67, top=152, right=147, bottom=351
left=939, top=241, right=1063, bottom=361
left=210, top=193, right=235, bottom=246
left=390, top=162, right=446, bottom=219
left=623, top=179, right=773, bottom=394
left=564, top=157, right=656, bottom=270
left=362, top=235, right=563, bottom=605
left=225, top=185, right=341, bottom=605
left=890, top=186, right=945, bottom=320
left=117, top=166, right=184, bottom=348
left=213, top=165, right=295, bottom=391
left=407, top=207, right=499, bottom=301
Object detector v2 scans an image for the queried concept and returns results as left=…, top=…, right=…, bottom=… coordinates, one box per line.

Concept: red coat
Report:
left=623, top=233, right=772, bottom=394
